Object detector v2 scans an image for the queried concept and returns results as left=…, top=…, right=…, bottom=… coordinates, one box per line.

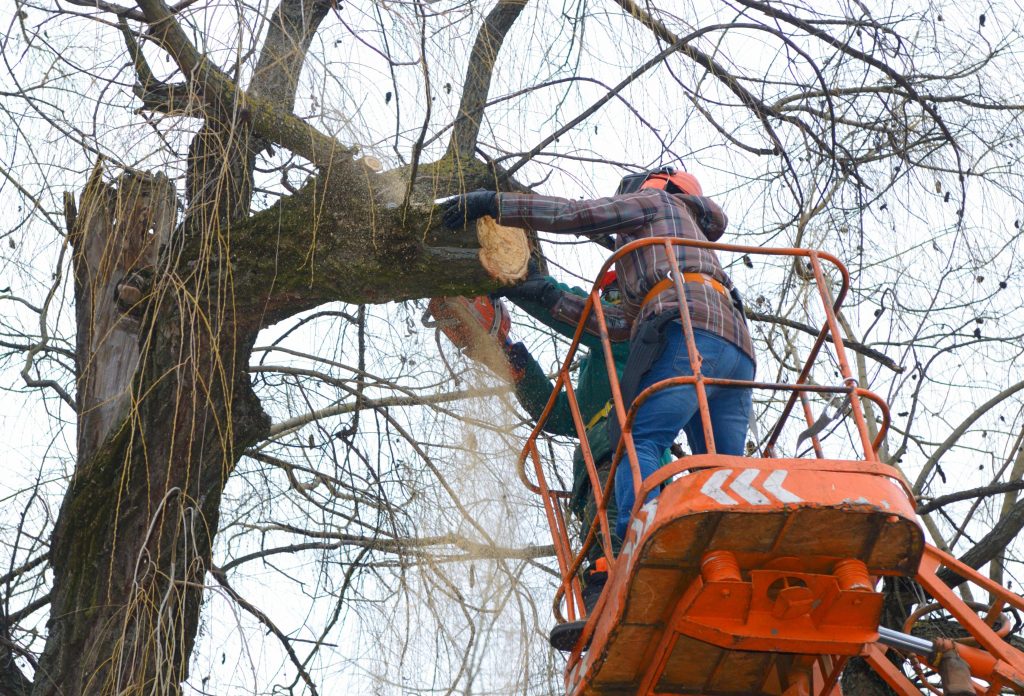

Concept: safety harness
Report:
left=640, top=273, right=729, bottom=309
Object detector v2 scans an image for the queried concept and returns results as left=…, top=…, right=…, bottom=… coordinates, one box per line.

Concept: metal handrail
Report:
left=512, top=238, right=894, bottom=623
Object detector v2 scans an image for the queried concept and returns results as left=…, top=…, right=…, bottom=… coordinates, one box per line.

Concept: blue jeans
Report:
left=615, top=325, right=754, bottom=538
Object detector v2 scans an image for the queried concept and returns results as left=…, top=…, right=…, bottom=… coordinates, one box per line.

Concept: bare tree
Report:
left=2, top=1, right=1024, bottom=694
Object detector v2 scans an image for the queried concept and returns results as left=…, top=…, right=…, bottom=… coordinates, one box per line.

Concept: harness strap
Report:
left=586, top=399, right=614, bottom=430
left=641, top=273, right=728, bottom=308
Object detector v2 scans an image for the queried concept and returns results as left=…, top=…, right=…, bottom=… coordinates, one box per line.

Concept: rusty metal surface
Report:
left=563, top=464, right=923, bottom=695
left=510, top=240, right=1024, bottom=695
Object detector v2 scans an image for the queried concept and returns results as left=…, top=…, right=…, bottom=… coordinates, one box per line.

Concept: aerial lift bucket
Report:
left=516, top=238, right=1024, bottom=695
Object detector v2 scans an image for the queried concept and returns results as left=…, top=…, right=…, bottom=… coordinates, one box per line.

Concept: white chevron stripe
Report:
left=764, top=469, right=803, bottom=503
left=700, top=469, right=738, bottom=505
left=729, top=468, right=770, bottom=505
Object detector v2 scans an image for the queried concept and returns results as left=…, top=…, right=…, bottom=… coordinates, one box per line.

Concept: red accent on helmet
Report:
left=640, top=170, right=703, bottom=197
left=597, top=269, right=618, bottom=292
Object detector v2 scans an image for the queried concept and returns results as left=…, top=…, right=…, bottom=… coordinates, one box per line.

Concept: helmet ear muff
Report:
left=639, top=174, right=671, bottom=191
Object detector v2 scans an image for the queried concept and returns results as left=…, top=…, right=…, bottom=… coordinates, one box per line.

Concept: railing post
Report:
left=661, top=240, right=717, bottom=455
left=807, top=252, right=876, bottom=460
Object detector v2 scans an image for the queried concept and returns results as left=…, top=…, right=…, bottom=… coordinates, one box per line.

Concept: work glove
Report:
left=503, top=340, right=530, bottom=382
left=442, top=190, right=497, bottom=229
left=497, top=274, right=560, bottom=309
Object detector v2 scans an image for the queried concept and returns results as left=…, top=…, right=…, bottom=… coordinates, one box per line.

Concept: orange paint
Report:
left=515, top=239, right=1024, bottom=694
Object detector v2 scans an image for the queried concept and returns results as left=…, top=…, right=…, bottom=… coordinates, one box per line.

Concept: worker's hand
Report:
left=441, top=190, right=497, bottom=229
left=496, top=273, right=560, bottom=309
left=502, top=340, right=530, bottom=382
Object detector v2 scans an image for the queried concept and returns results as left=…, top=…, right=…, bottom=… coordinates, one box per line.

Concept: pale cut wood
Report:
left=475, top=214, right=529, bottom=284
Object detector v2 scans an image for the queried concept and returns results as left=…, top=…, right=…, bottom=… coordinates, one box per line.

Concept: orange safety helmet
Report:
left=640, top=169, right=702, bottom=196
left=615, top=166, right=703, bottom=197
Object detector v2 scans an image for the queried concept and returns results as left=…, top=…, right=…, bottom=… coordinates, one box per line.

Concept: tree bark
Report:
left=28, top=1, right=533, bottom=692
left=840, top=657, right=899, bottom=696
left=35, top=156, right=527, bottom=694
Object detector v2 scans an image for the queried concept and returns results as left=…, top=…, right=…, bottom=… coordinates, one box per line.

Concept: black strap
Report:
left=795, top=392, right=853, bottom=454
left=607, top=313, right=678, bottom=449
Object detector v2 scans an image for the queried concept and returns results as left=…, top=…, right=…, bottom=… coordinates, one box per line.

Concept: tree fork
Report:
left=32, top=155, right=528, bottom=694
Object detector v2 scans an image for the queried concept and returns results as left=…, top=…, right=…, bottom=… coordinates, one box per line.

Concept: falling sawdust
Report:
left=451, top=352, right=528, bottom=546
left=437, top=294, right=551, bottom=554
left=399, top=311, right=562, bottom=692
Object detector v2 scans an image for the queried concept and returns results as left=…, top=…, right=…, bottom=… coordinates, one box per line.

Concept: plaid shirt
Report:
left=496, top=189, right=755, bottom=362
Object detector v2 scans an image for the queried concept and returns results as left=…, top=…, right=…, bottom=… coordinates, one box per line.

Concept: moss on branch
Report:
left=216, top=157, right=526, bottom=329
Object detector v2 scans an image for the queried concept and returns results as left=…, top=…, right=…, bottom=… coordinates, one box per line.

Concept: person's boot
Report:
left=549, top=563, right=608, bottom=652
left=581, top=568, right=607, bottom=614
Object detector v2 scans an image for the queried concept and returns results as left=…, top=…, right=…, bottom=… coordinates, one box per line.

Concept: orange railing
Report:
left=515, top=238, right=899, bottom=624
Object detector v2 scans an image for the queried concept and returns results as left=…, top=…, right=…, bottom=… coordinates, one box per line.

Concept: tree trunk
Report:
left=35, top=163, right=265, bottom=695
left=34, top=156, right=528, bottom=695
left=30, top=0, right=532, bottom=690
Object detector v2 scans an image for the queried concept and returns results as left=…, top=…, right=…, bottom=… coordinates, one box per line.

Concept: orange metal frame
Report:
left=514, top=238, right=1024, bottom=695
left=516, top=239, right=888, bottom=616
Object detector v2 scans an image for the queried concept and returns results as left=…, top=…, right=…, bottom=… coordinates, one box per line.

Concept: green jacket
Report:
left=509, top=278, right=630, bottom=515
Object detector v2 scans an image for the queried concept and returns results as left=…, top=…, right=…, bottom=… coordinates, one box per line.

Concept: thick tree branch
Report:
left=448, top=0, right=529, bottom=159
left=222, top=159, right=527, bottom=328
left=938, top=494, right=1024, bottom=587
left=249, top=0, right=333, bottom=109
left=917, top=480, right=1024, bottom=515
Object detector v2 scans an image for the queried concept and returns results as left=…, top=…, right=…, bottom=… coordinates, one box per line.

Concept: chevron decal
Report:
left=763, top=469, right=803, bottom=503
left=699, top=469, right=738, bottom=505
left=699, top=468, right=804, bottom=506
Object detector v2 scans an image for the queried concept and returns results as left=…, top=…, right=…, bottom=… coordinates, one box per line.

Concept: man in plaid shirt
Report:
left=442, top=168, right=755, bottom=540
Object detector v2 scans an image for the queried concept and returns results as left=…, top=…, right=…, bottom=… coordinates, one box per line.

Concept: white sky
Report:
left=3, top=1, right=1024, bottom=693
